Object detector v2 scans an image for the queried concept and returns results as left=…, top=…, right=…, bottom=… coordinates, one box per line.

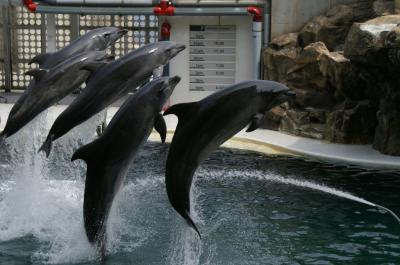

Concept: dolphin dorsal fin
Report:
left=25, top=68, right=48, bottom=80
left=71, top=139, right=104, bottom=164
left=163, top=102, right=197, bottom=120
left=28, top=52, right=53, bottom=67
left=154, top=113, right=167, bottom=143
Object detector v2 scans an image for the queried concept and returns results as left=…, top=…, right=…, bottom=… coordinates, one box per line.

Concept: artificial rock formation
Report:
left=345, top=15, right=400, bottom=155
left=263, top=0, right=400, bottom=155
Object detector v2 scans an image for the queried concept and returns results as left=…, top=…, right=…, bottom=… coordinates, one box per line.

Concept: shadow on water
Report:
left=0, top=113, right=399, bottom=265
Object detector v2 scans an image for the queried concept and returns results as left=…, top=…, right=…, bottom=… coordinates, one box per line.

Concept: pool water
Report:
left=0, top=114, right=399, bottom=265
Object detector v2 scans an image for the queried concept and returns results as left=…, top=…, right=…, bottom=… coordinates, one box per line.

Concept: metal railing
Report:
left=0, top=3, right=158, bottom=91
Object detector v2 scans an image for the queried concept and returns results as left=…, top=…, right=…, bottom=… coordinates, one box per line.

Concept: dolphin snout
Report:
left=175, top=44, right=186, bottom=53
left=284, top=90, right=296, bottom=98
left=168, top=76, right=181, bottom=87
left=118, top=29, right=128, bottom=36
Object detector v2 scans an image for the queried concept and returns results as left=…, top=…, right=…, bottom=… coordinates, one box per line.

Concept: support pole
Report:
left=160, top=19, right=171, bottom=77
left=2, top=6, right=12, bottom=92
left=70, top=14, right=80, bottom=40
left=248, top=6, right=263, bottom=80
left=263, top=0, right=271, bottom=46
left=159, top=19, right=171, bottom=110
left=46, top=14, right=57, bottom=53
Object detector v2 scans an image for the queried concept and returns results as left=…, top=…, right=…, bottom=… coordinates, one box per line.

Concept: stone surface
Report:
left=325, top=101, right=377, bottom=144
left=320, top=51, right=365, bottom=100
left=269, top=32, right=299, bottom=50
left=263, top=47, right=300, bottom=83
left=373, top=0, right=395, bottom=16
left=374, top=92, right=400, bottom=155
left=297, top=1, right=376, bottom=51
left=344, top=16, right=400, bottom=64
left=280, top=108, right=326, bottom=140
left=343, top=15, right=400, bottom=155
left=286, top=42, right=330, bottom=92
left=298, top=5, right=354, bottom=50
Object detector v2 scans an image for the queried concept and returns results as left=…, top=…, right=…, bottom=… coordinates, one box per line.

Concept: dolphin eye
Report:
left=104, top=33, right=111, bottom=38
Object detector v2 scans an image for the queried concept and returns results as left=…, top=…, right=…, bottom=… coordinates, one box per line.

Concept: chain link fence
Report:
left=0, top=4, right=159, bottom=91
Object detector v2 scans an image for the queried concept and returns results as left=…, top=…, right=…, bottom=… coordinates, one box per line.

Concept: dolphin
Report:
left=29, top=27, right=127, bottom=69
left=0, top=51, right=114, bottom=139
left=40, top=41, right=186, bottom=157
left=164, top=80, right=296, bottom=237
left=71, top=76, right=180, bottom=259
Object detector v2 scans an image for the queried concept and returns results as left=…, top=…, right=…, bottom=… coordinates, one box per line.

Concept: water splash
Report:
left=0, top=107, right=108, bottom=264
left=167, top=182, right=205, bottom=265
left=204, top=169, right=400, bottom=226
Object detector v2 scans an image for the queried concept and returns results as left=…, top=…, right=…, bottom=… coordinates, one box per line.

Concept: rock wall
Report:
left=263, top=0, right=400, bottom=156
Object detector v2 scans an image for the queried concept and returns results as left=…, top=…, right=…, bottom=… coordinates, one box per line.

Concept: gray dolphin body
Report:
left=71, top=76, right=180, bottom=259
left=29, top=27, right=126, bottom=69
left=164, top=80, right=296, bottom=237
left=0, top=51, right=113, bottom=139
left=0, top=27, right=125, bottom=140
left=40, top=41, right=185, bottom=156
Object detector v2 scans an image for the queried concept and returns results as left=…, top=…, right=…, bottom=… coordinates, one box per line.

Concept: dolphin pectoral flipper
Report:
left=29, top=52, right=53, bottom=66
left=163, top=102, right=197, bottom=118
left=246, top=113, right=264, bottom=133
left=71, top=138, right=104, bottom=163
left=25, top=69, right=48, bottom=81
left=39, top=134, right=54, bottom=158
left=154, top=113, right=167, bottom=143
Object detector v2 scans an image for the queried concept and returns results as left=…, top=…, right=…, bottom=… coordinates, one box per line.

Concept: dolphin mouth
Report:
left=162, top=75, right=180, bottom=96
left=175, top=44, right=186, bottom=53
left=168, top=75, right=181, bottom=88
left=118, top=29, right=128, bottom=37
left=168, top=44, right=186, bottom=60
left=284, top=90, right=296, bottom=98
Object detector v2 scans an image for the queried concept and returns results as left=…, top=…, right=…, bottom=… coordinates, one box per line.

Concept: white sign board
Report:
left=189, top=25, right=236, bottom=92
left=167, top=16, right=253, bottom=104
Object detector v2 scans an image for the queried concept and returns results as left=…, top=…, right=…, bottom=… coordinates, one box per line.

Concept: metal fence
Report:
left=0, top=4, right=158, bottom=91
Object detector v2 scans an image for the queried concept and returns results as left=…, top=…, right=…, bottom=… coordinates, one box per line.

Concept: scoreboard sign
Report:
left=189, top=25, right=236, bottom=92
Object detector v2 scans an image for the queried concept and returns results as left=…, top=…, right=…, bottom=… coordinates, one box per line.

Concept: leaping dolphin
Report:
left=40, top=41, right=185, bottom=157
left=29, top=27, right=127, bottom=69
left=164, top=80, right=296, bottom=237
left=71, top=76, right=180, bottom=259
left=0, top=51, right=114, bottom=139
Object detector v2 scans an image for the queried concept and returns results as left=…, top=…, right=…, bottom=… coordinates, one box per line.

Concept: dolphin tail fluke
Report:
left=39, top=134, right=53, bottom=158
left=184, top=210, right=202, bottom=239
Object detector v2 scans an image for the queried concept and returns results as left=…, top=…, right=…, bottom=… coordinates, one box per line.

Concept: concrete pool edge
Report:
left=157, top=114, right=400, bottom=170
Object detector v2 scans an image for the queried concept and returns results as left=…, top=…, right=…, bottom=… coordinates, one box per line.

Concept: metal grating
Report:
left=55, top=14, right=72, bottom=50
left=0, top=5, right=159, bottom=91
left=12, top=6, right=44, bottom=89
